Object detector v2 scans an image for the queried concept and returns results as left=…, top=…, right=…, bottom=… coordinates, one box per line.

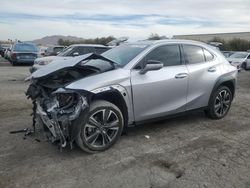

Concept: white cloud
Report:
left=0, top=0, right=250, bottom=40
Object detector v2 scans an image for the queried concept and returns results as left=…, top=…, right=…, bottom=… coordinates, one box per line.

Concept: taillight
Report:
left=11, top=53, right=16, bottom=59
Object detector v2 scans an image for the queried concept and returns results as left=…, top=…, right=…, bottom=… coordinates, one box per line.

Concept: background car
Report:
left=227, top=51, right=250, bottom=70
left=0, top=44, right=11, bottom=57
left=9, top=42, right=38, bottom=66
left=44, top=46, right=65, bottom=56
left=30, top=44, right=112, bottom=72
left=37, top=46, right=48, bottom=57
left=4, top=46, right=12, bottom=60
left=221, top=51, right=234, bottom=58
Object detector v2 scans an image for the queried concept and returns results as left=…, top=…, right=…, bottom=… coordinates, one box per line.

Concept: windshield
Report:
left=13, top=43, right=38, bottom=52
left=229, top=52, right=248, bottom=59
left=57, top=46, right=74, bottom=56
left=84, top=44, right=148, bottom=69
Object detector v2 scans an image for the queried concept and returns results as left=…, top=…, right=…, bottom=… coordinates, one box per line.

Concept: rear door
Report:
left=131, top=44, right=188, bottom=122
left=183, top=44, right=222, bottom=110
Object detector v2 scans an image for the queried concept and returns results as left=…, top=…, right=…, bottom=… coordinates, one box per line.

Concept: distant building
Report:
left=173, top=32, right=250, bottom=42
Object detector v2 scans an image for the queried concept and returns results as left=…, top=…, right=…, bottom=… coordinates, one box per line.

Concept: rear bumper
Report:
left=16, top=59, right=35, bottom=63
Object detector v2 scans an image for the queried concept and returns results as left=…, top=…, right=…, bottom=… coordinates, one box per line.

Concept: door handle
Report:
left=208, top=67, right=216, bottom=72
left=175, top=73, right=188, bottom=79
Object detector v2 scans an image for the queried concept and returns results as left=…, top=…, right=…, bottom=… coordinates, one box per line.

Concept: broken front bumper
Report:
left=35, top=89, right=89, bottom=148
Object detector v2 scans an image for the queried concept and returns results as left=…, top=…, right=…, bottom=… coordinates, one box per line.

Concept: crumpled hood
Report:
left=30, top=54, right=93, bottom=79
left=227, top=58, right=245, bottom=63
left=66, top=68, right=130, bottom=91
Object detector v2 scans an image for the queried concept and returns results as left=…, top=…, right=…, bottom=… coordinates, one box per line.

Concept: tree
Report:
left=57, top=36, right=116, bottom=46
left=148, top=33, right=167, bottom=40
left=209, top=37, right=250, bottom=51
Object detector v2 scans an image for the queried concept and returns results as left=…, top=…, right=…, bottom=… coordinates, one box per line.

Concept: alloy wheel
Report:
left=83, top=108, right=120, bottom=148
left=214, top=89, right=231, bottom=117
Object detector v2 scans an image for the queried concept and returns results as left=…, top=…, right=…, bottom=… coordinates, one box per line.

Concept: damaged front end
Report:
left=25, top=54, right=115, bottom=149
left=26, top=83, right=90, bottom=149
left=25, top=53, right=127, bottom=150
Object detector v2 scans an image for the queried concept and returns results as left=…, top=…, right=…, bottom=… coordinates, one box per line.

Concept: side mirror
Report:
left=139, top=60, right=163, bottom=74
left=73, top=52, right=79, bottom=56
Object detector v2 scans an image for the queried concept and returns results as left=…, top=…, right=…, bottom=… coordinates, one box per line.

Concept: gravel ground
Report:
left=0, top=57, right=250, bottom=188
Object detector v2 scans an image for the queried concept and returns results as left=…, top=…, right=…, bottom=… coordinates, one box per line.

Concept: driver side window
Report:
left=147, top=44, right=181, bottom=66
left=247, top=55, right=250, bottom=59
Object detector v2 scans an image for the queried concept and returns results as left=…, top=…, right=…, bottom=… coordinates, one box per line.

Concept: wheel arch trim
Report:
left=90, top=85, right=134, bottom=125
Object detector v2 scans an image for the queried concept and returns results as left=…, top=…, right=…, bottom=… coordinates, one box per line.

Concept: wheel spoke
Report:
left=224, top=92, right=229, bottom=100
left=215, top=96, right=221, bottom=103
left=220, top=106, right=224, bottom=115
left=215, top=103, right=221, bottom=111
left=103, top=109, right=112, bottom=124
left=86, top=131, right=100, bottom=144
left=101, top=132, right=111, bottom=146
left=85, top=123, right=98, bottom=129
left=89, top=116, right=101, bottom=128
left=105, top=119, right=119, bottom=130
left=224, top=100, right=230, bottom=107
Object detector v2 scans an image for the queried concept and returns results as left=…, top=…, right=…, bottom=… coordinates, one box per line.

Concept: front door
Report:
left=131, top=44, right=188, bottom=122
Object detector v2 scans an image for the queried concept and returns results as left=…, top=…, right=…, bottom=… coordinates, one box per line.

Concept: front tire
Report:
left=205, top=86, right=232, bottom=119
left=76, top=100, right=124, bottom=153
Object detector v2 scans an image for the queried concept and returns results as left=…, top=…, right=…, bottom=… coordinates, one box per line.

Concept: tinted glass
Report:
left=84, top=47, right=95, bottom=54
left=47, top=47, right=54, bottom=52
left=229, top=52, right=248, bottom=59
left=54, top=47, right=64, bottom=53
left=183, top=45, right=205, bottom=64
left=76, top=47, right=85, bottom=55
left=146, top=45, right=181, bottom=66
left=57, top=46, right=74, bottom=56
left=95, top=47, right=110, bottom=54
left=203, top=49, right=214, bottom=61
left=85, top=44, right=147, bottom=67
left=13, top=43, right=38, bottom=52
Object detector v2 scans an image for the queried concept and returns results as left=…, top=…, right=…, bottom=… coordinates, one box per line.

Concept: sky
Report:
left=0, top=0, right=250, bottom=41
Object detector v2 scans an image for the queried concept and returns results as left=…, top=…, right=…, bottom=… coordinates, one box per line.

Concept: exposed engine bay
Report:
left=26, top=53, right=117, bottom=149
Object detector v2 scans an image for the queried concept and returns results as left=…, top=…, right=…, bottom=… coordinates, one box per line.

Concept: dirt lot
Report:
left=0, top=57, right=250, bottom=188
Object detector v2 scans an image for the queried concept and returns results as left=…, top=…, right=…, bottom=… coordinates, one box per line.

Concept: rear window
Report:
left=13, top=43, right=38, bottom=52
left=183, top=45, right=205, bottom=64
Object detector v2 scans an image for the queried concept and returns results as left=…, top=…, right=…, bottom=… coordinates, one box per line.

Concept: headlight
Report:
left=52, top=88, right=88, bottom=120
left=52, top=88, right=86, bottom=110
left=56, top=93, right=76, bottom=109
left=38, top=61, right=47, bottom=65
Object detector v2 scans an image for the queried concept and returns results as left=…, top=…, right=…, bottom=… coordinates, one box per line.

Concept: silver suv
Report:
left=26, top=40, right=237, bottom=153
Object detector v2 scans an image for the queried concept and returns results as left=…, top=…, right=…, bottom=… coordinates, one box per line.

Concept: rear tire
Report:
left=11, top=61, right=17, bottom=66
left=205, top=86, right=232, bottom=119
left=242, top=62, right=247, bottom=70
left=76, top=100, right=124, bottom=153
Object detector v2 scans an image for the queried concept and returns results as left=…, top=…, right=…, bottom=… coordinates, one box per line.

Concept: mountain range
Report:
left=32, top=35, right=84, bottom=45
